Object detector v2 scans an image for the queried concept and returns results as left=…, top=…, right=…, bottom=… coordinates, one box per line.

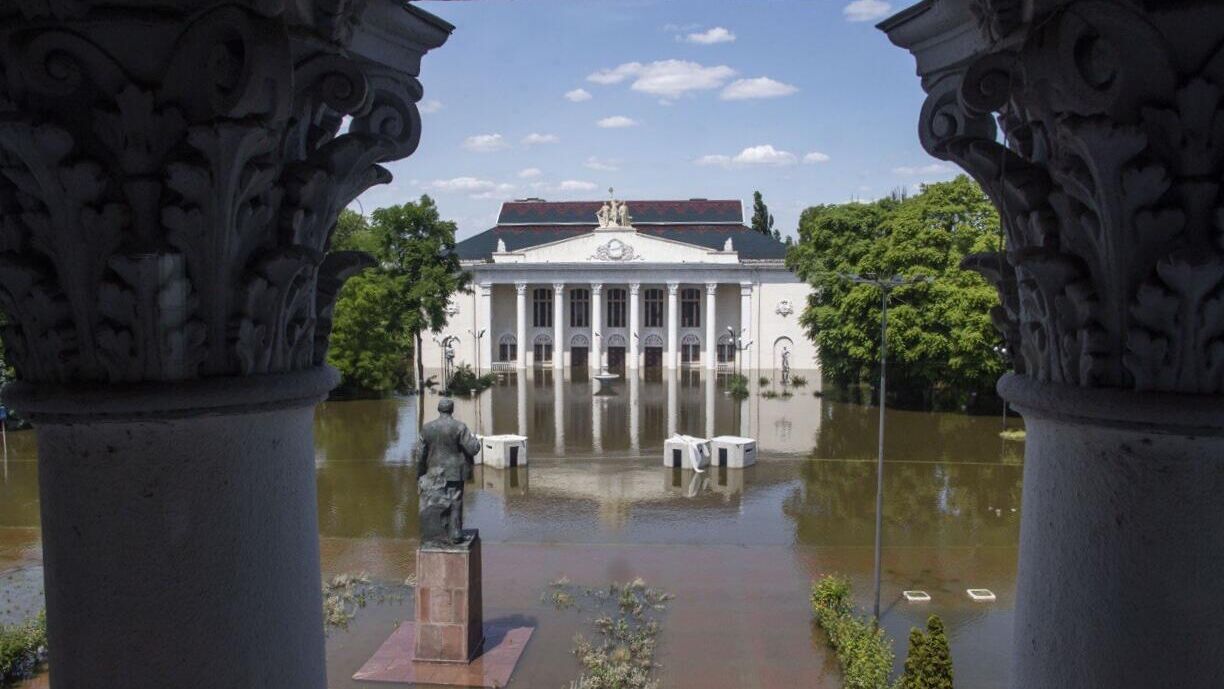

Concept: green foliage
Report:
left=446, top=364, right=496, bottom=396
left=0, top=610, right=46, bottom=685
left=727, top=374, right=749, bottom=399
left=322, top=572, right=410, bottom=633
left=790, top=374, right=809, bottom=387
left=810, top=575, right=894, bottom=689
left=787, top=176, right=1005, bottom=406
left=326, top=197, right=469, bottom=393
left=897, top=615, right=954, bottom=689
left=751, top=190, right=775, bottom=237
left=758, top=376, right=770, bottom=386
left=761, top=389, right=779, bottom=399
left=550, top=578, right=673, bottom=689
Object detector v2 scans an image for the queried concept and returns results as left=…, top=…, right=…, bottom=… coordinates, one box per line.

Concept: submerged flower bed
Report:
left=810, top=575, right=894, bottom=689
left=0, top=610, right=47, bottom=686
left=544, top=577, right=674, bottom=689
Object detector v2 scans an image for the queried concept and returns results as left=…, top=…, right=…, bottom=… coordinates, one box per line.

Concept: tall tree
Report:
left=900, top=626, right=929, bottom=689
left=750, top=190, right=775, bottom=237
left=786, top=176, right=1004, bottom=407
left=923, top=615, right=954, bottom=689
left=368, top=195, right=469, bottom=395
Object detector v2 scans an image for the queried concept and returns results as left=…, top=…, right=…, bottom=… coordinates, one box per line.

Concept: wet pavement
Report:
left=1, top=369, right=1023, bottom=688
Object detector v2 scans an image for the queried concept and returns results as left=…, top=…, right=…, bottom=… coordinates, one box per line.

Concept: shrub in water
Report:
left=758, top=376, right=770, bottom=386
left=897, top=614, right=954, bottom=689
left=810, top=575, right=893, bottom=689
left=790, top=374, right=808, bottom=387
left=447, top=364, right=496, bottom=395
left=726, top=374, right=749, bottom=399
left=0, top=610, right=47, bottom=685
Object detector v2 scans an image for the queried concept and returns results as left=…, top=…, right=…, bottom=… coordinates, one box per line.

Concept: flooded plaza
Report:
left=1, top=369, right=1023, bottom=688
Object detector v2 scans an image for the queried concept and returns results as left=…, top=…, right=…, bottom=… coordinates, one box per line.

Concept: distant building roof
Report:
left=497, top=199, right=743, bottom=225
left=458, top=199, right=788, bottom=262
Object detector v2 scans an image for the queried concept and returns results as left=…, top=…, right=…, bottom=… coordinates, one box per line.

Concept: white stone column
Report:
left=515, top=281, right=528, bottom=370
left=881, top=3, right=1224, bottom=686
left=628, top=282, right=641, bottom=370
left=553, top=371, right=564, bottom=454
left=0, top=3, right=452, bottom=686
left=629, top=372, right=640, bottom=451
left=705, top=371, right=716, bottom=439
left=591, top=390, right=603, bottom=453
left=590, top=283, right=603, bottom=371
left=553, top=282, right=565, bottom=370
left=666, top=369, right=678, bottom=436
left=477, top=282, right=493, bottom=376
left=517, top=371, right=528, bottom=436
left=705, top=282, right=718, bottom=371
left=666, top=281, right=680, bottom=370
left=739, top=282, right=754, bottom=372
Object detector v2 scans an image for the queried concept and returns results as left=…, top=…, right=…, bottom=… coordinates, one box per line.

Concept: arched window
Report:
left=718, top=333, right=736, bottom=364
left=681, top=333, right=701, bottom=365
left=644, top=333, right=664, bottom=347
left=570, top=333, right=590, bottom=347
left=533, top=333, right=553, bottom=366
left=644, top=288, right=664, bottom=327
left=681, top=288, right=701, bottom=327
left=606, top=288, right=627, bottom=327
left=606, top=334, right=626, bottom=347
left=498, top=334, right=517, bottom=362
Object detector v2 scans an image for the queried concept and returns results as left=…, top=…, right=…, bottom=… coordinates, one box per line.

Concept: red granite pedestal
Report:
left=354, top=532, right=533, bottom=687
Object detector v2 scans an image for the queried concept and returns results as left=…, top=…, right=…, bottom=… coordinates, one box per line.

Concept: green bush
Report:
left=897, top=614, right=954, bottom=689
left=0, top=610, right=47, bottom=685
left=761, top=389, right=779, bottom=399
left=791, top=374, right=808, bottom=387
left=758, top=376, right=770, bottom=386
left=447, top=364, right=496, bottom=395
left=727, top=374, right=749, bottom=399
left=810, top=575, right=894, bottom=689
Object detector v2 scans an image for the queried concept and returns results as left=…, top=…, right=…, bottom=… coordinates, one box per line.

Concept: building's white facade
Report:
left=422, top=198, right=819, bottom=379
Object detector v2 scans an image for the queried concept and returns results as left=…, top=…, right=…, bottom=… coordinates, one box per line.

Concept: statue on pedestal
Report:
left=415, top=398, right=481, bottom=545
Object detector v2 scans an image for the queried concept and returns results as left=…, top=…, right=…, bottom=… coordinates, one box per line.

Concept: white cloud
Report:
left=565, top=88, right=593, bottom=102
left=597, top=115, right=639, bottom=128
left=844, top=0, right=893, bottom=22
left=696, top=144, right=798, bottom=168
left=892, top=163, right=953, bottom=175
left=588, top=60, right=736, bottom=98
left=419, top=99, right=443, bottom=114
left=427, top=177, right=496, bottom=192
left=522, top=132, right=559, bottom=145
left=804, top=151, right=832, bottom=164
left=559, top=180, right=598, bottom=191
left=584, top=156, right=620, bottom=172
left=462, top=133, right=508, bottom=153
left=470, top=183, right=516, bottom=200
left=517, top=167, right=542, bottom=179
left=684, top=27, right=736, bottom=44
left=720, top=77, right=799, bottom=100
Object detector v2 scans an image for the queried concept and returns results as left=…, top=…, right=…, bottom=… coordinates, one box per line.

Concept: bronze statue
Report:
left=415, top=398, right=482, bottom=545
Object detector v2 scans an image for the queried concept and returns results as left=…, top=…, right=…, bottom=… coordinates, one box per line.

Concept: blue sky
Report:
left=356, top=0, right=958, bottom=241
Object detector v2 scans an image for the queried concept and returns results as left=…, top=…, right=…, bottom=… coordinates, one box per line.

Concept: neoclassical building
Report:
left=423, top=197, right=818, bottom=376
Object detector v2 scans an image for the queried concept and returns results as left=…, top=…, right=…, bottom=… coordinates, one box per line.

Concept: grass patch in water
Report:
left=0, top=610, right=46, bottom=686
left=999, top=429, right=1026, bottom=442
left=790, top=375, right=808, bottom=387
left=323, top=572, right=412, bottom=632
left=544, top=577, right=673, bottom=689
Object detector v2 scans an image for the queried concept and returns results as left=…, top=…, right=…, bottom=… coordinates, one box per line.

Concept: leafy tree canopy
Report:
left=326, top=198, right=469, bottom=393
left=786, top=176, right=1005, bottom=407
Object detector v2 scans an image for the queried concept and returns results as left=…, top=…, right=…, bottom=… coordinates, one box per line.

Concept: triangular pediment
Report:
left=492, top=229, right=738, bottom=264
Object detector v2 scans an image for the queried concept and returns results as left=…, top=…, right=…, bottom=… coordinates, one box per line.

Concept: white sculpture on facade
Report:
left=496, top=238, right=507, bottom=253
left=591, top=238, right=642, bottom=261
left=724, top=238, right=734, bottom=252
left=597, top=188, right=633, bottom=229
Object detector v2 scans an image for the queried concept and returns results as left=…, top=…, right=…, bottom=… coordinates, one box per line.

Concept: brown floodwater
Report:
left=1, top=369, right=1023, bottom=688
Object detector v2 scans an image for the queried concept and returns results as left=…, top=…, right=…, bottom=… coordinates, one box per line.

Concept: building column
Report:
left=590, top=283, right=603, bottom=371
left=477, top=283, right=493, bottom=376
left=628, top=282, right=641, bottom=370
left=629, top=372, right=640, bottom=451
left=739, top=282, right=754, bottom=372
left=553, top=372, right=564, bottom=455
left=666, top=281, right=680, bottom=369
left=0, top=4, right=451, bottom=687
left=705, top=282, right=718, bottom=371
left=883, top=3, right=1224, bottom=686
left=666, top=369, right=678, bottom=437
left=515, top=281, right=528, bottom=370
left=553, top=282, right=565, bottom=370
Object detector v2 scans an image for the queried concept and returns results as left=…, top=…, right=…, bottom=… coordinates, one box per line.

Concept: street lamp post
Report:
left=468, top=329, right=486, bottom=376
left=838, top=272, right=929, bottom=622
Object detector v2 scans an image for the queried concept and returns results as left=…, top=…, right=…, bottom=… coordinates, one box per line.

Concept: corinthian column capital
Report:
left=0, top=0, right=450, bottom=387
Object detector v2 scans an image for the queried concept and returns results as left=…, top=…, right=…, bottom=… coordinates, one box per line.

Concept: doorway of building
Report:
left=644, top=347, right=663, bottom=369
left=571, top=346, right=588, bottom=370
left=607, top=347, right=625, bottom=373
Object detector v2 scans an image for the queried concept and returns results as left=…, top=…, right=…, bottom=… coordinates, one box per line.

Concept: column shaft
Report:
left=591, top=283, right=603, bottom=371
left=739, top=282, right=753, bottom=372
left=628, top=283, right=641, bottom=370
left=553, top=283, right=565, bottom=370
left=515, top=282, right=528, bottom=370
left=705, top=283, right=718, bottom=371
left=477, top=283, right=493, bottom=376
left=666, top=282, right=679, bottom=370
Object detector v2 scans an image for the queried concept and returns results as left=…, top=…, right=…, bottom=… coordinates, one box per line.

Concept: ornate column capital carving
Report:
left=477, top=282, right=492, bottom=295
left=514, top=281, right=528, bottom=295
left=705, top=282, right=718, bottom=295
left=666, top=281, right=680, bottom=295
left=628, top=282, right=640, bottom=295
left=553, top=282, right=566, bottom=293
left=739, top=282, right=753, bottom=296
left=590, top=282, right=603, bottom=294
left=0, top=0, right=450, bottom=387
left=884, top=0, right=1224, bottom=393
